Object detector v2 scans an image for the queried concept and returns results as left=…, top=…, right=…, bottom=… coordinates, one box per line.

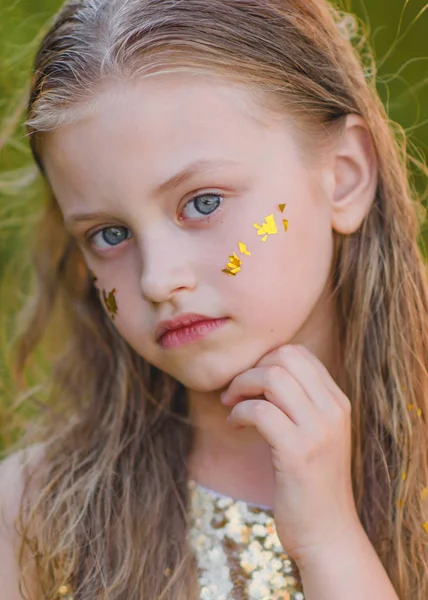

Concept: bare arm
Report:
left=0, top=447, right=44, bottom=600
left=296, top=523, right=400, bottom=600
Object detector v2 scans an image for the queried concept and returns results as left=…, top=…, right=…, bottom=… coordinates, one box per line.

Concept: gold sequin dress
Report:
left=57, top=480, right=305, bottom=599
left=188, top=479, right=305, bottom=600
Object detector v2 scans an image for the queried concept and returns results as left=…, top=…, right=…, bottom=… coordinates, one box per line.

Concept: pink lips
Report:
left=156, top=314, right=229, bottom=349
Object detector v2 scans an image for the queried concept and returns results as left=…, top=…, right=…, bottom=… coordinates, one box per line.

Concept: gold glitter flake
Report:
left=277, top=204, right=289, bottom=231
left=253, top=214, right=278, bottom=241
left=222, top=252, right=242, bottom=276
left=57, top=584, right=73, bottom=599
left=222, top=242, right=252, bottom=276
left=409, top=403, right=423, bottom=417
left=102, top=288, right=118, bottom=320
left=238, top=242, right=251, bottom=256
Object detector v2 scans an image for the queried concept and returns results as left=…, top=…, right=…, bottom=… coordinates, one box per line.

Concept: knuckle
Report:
left=330, top=403, right=346, bottom=424
left=253, top=399, right=269, bottom=417
left=263, top=365, right=284, bottom=388
left=340, top=394, right=352, bottom=413
left=277, top=346, right=294, bottom=363
left=226, top=374, right=242, bottom=396
left=333, top=395, right=352, bottom=420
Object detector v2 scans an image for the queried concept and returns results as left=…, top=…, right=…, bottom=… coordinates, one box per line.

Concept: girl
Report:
left=1, top=0, right=428, bottom=598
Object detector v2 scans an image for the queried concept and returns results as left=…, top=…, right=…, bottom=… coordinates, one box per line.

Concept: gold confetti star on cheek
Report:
left=222, top=205, right=288, bottom=277
left=277, top=203, right=289, bottom=231
left=238, top=242, right=251, bottom=256
left=222, top=252, right=242, bottom=276
left=222, top=241, right=252, bottom=276
left=102, top=288, right=118, bottom=320
left=253, top=214, right=278, bottom=242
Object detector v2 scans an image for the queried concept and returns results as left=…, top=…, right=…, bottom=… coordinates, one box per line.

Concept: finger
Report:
left=255, top=345, right=335, bottom=416
left=222, top=365, right=318, bottom=427
left=295, top=345, right=351, bottom=412
left=228, top=399, right=300, bottom=450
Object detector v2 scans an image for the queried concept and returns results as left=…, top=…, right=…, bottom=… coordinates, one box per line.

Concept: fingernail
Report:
left=220, top=392, right=228, bottom=404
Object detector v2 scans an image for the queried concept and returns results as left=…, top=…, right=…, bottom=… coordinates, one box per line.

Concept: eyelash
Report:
left=87, top=191, right=225, bottom=250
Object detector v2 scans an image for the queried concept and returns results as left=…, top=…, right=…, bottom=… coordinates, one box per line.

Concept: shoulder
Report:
left=0, top=443, right=46, bottom=526
left=0, top=443, right=46, bottom=600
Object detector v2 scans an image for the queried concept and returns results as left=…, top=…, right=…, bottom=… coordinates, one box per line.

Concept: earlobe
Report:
left=330, top=114, right=378, bottom=235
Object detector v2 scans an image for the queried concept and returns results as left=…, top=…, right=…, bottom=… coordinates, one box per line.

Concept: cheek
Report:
left=110, top=295, right=155, bottom=361
left=86, top=259, right=141, bottom=324
left=220, top=202, right=333, bottom=322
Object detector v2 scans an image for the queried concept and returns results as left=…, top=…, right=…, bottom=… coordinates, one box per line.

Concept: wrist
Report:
left=293, top=518, right=368, bottom=572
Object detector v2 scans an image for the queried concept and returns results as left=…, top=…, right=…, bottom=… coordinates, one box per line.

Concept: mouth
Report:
left=157, top=317, right=229, bottom=349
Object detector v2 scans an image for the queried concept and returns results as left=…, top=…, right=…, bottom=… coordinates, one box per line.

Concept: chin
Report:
left=173, top=373, right=229, bottom=393
left=170, top=358, right=249, bottom=393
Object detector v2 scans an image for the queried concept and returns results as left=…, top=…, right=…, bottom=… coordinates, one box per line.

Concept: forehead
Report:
left=41, top=74, right=296, bottom=209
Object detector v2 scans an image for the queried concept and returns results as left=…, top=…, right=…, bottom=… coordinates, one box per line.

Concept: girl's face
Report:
left=42, top=74, right=338, bottom=392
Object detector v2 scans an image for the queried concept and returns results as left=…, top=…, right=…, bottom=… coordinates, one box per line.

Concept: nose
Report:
left=139, top=229, right=197, bottom=304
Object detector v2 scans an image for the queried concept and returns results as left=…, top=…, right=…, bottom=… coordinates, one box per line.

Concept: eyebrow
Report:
left=64, top=158, right=242, bottom=226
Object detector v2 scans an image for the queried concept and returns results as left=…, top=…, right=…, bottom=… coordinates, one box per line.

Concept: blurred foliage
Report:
left=0, top=0, right=428, bottom=454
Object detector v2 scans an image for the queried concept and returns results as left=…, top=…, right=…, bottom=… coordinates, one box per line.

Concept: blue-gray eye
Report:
left=91, top=226, right=131, bottom=249
left=181, top=193, right=223, bottom=219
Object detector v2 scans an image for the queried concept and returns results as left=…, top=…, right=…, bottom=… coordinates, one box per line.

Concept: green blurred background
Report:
left=1, top=0, right=428, bottom=454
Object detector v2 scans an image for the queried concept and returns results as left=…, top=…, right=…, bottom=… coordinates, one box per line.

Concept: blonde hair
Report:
left=10, top=0, right=428, bottom=598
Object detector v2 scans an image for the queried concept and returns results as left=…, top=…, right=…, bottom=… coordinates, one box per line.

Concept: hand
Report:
left=221, top=344, right=362, bottom=564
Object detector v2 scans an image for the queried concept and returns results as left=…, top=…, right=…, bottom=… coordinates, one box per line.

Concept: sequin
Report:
left=57, top=583, right=73, bottom=599
left=278, top=204, right=286, bottom=213
left=188, top=480, right=304, bottom=599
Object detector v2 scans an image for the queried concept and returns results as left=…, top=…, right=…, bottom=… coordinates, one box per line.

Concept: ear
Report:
left=330, top=114, right=378, bottom=234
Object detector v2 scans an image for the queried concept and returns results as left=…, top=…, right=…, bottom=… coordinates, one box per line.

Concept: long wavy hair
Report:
left=8, top=0, right=428, bottom=598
